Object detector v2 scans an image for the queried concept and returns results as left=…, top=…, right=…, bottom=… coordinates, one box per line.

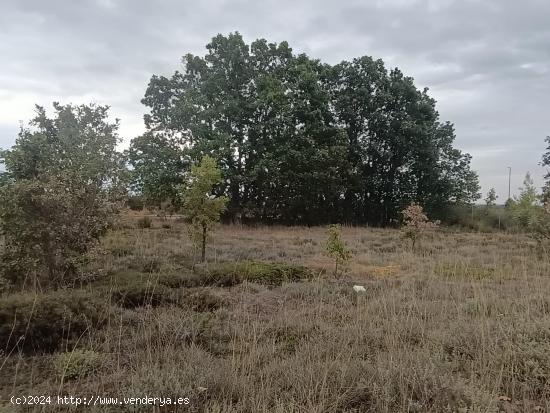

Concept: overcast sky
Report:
left=1, top=0, right=549, bottom=199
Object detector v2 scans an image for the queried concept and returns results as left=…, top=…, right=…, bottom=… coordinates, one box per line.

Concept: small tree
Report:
left=541, top=135, right=550, bottom=202
left=401, top=203, right=439, bottom=250
left=484, top=188, right=498, bottom=207
left=541, top=181, right=550, bottom=204
left=325, top=224, right=352, bottom=277
left=181, top=155, right=228, bottom=262
left=0, top=103, right=125, bottom=288
left=526, top=201, right=550, bottom=253
left=510, top=172, right=540, bottom=228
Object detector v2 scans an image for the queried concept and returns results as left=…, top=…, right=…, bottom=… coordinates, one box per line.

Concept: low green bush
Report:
left=104, top=272, right=224, bottom=310
left=0, top=276, right=9, bottom=294
left=126, top=256, right=162, bottom=273
left=111, top=282, right=177, bottom=308
left=157, top=272, right=203, bottom=288
left=136, top=216, right=152, bottom=229
left=98, top=263, right=305, bottom=310
left=54, top=349, right=102, bottom=380
left=181, top=289, right=225, bottom=312
left=203, top=261, right=314, bottom=287
left=126, top=195, right=145, bottom=211
left=0, top=290, right=108, bottom=353
left=98, top=271, right=182, bottom=308
left=99, top=269, right=195, bottom=288
left=435, top=262, right=495, bottom=280
left=108, top=244, right=134, bottom=258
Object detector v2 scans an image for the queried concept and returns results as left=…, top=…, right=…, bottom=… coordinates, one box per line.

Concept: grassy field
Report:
left=1, top=215, right=550, bottom=412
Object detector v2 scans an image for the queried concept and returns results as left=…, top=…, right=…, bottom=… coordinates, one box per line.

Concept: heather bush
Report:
left=203, top=261, right=313, bottom=286
left=110, top=282, right=176, bottom=308
left=126, top=195, right=145, bottom=211
left=136, top=215, right=152, bottom=229
left=0, top=290, right=108, bottom=353
left=181, top=289, right=226, bottom=312
left=54, top=349, right=102, bottom=380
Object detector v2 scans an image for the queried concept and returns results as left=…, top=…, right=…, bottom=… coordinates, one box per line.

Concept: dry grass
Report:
left=1, top=215, right=550, bottom=412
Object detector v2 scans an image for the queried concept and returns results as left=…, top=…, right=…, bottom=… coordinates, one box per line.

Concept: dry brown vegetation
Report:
left=1, top=214, right=550, bottom=412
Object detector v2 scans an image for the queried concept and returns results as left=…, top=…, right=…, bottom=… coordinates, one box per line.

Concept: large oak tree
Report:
left=138, top=32, right=480, bottom=225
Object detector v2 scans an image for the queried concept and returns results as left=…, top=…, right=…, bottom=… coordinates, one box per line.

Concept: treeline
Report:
left=129, top=32, right=480, bottom=226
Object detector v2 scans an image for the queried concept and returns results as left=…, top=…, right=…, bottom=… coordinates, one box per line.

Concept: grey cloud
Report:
left=0, top=0, right=549, bottom=199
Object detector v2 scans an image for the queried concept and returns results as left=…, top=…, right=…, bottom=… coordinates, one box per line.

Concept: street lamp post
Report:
left=507, top=166, right=511, bottom=202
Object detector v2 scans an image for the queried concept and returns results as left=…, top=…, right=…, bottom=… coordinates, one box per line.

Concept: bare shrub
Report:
left=136, top=215, right=152, bottom=229
left=401, top=203, right=440, bottom=249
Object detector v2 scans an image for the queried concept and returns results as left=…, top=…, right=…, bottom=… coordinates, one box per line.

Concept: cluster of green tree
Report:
left=129, top=32, right=481, bottom=225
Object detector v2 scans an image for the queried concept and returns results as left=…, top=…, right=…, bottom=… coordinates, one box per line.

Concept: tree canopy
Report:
left=126, top=132, right=188, bottom=208
left=138, top=32, right=480, bottom=225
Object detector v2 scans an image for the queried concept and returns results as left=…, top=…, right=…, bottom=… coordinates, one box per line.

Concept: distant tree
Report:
left=401, top=203, right=440, bottom=250
left=540, top=136, right=550, bottom=202
left=541, top=135, right=550, bottom=172
left=180, top=155, right=228, bottom=262
left=325, top=224, right=352, bottom=277
left=126, top=132, right=188, bottom=209
left=484, top=188, right=498, bottom=206
left=541, top=181, right=550, bottom=204
left=0, top=103, right=125, bottom=288
left=516, top=135, right=550, bottom=249
left=509, top=172, right=540, bottom=228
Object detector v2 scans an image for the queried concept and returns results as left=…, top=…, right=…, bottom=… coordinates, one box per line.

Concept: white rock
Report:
left=353, top=285, right=366, bottom=293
